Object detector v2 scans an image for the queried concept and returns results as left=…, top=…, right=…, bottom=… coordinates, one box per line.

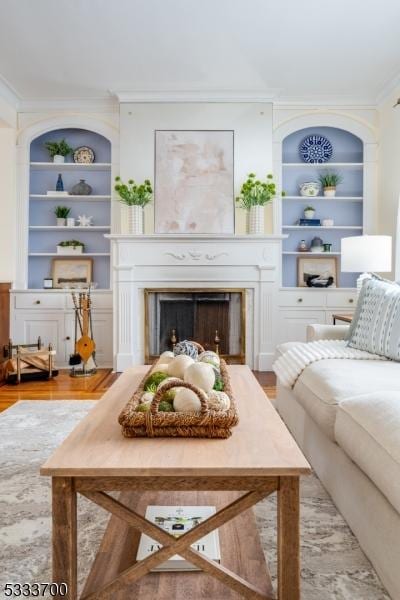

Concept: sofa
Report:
left=276, top=324, right=400, bottom=600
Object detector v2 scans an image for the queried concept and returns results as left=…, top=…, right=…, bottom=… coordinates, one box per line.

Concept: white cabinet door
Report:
left=278, top=310, right=326, bottom=344
left=64, top=312, right=113, bottom=367
left=11, top=311, right=64, bottom=361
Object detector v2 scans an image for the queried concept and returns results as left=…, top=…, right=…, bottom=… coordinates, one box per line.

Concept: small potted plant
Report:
left=318, top=171, right=343, bottom=197
left=44, top=139, right=73, bottom=164
left=304, top=205, right=316, bottom=219
left=57, top=240, right=85, bottom=255
left=236, top=173, right=282, bottom=234
left=114, top=177, right=153, bottom=234
left=54, top=206, right=71, bottom=226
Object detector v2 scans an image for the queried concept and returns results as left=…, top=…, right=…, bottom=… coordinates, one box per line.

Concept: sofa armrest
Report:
left=307, top=324, right=349, bottom=342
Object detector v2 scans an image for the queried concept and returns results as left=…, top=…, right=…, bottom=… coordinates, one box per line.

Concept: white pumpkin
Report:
left=173, top=388, right=202, bottom=413
left=140, top=391, right=155, bottom=405
left=168, top=355, right=195, bottom=379
left=151, top=362, right=169, bottom=374
left=207, top=390, right=230, bottom=411
left=184, top=362, right=215, bottom=392
left=157, top=351, right=174, bottom=365
left=157, top=376, right=182, bottom=391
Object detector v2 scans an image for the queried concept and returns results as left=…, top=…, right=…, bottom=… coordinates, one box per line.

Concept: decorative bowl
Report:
left=300, top=182, right=320, bottom=197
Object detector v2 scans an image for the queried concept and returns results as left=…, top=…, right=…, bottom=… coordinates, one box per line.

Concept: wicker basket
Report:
left=118, top=349, right=239, bottom=439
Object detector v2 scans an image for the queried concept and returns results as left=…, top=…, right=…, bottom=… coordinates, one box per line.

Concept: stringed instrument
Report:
left=75, top=293, right=96, bottom=364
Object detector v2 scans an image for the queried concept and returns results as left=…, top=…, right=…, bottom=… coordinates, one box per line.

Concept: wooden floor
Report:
left=0, top=369, right=276, bottom=412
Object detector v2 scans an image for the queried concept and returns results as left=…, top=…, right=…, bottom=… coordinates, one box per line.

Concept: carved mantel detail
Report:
left=164, top=250, right=229, bottom=262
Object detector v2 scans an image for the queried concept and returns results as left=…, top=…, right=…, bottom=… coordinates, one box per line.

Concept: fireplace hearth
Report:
left=145, top=288, right=245, bottom=363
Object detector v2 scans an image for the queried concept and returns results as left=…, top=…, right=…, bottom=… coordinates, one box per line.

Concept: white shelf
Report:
left=283, top=251, right=341, bottom=256
left=29, top=253, right=110, bottom=257
left=29, top=226, right=110, bottom=231
left=30, top=162, right=111, bottom=171
left=283, top=225, right=362, bottom=230
left=283, top=195, right=363, bottom=202
left=30, top=194, right=111, bottom=201
left=282, top=162, right=363, bottom=168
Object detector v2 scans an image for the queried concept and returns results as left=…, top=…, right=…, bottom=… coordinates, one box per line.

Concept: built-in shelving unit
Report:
left=28, top=128, right=112, bottom=289
left=281, top=126, right=364, bottom=288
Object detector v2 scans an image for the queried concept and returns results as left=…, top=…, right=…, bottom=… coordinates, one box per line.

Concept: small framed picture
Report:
left=51, top=258, right=93, bottom=288
left=297, top=256, right=338, bottom=288
left=43, top=278, right=53, bottom=289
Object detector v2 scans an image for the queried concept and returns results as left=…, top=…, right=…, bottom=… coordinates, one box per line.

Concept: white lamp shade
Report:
left=341, top=235, right=392, bottom=273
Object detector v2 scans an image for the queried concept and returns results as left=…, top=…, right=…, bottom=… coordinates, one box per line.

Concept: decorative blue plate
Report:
left=299, top=135, right=333, bottom=163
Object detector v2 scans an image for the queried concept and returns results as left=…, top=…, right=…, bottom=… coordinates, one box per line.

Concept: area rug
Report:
left=0, top=401, right=391, bottom=600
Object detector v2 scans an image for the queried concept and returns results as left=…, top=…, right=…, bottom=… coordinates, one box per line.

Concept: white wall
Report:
left=119, top=102, right=274, bottom=234
left=378, top=87, right=400, bottom=278
left=0, top=127, right=16, bottom=282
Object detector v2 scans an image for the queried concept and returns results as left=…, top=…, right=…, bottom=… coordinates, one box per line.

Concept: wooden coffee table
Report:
left=41, top=365, right=310, bottom=600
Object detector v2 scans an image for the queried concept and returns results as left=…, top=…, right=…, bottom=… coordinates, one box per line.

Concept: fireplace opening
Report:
left=144, top=289, right=245, bottom=363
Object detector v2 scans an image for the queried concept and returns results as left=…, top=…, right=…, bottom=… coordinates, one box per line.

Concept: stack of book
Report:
left=136, top=505, right=221, bottom=571
left=298, top=218, right=321, bottom=226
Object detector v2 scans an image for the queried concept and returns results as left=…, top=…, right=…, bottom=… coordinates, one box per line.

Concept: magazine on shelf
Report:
left=136, top=505, right=221, bottom=571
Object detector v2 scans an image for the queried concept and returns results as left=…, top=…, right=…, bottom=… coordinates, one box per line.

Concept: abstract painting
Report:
left=297, top=256, right=338, bottom=288
left=154, top=130, right=234, bottom=233
left=51, top=258, right=93, bottom=288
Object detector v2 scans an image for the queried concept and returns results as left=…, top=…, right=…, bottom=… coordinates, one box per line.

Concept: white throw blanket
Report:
left=273, top=340, right=387, bottom=389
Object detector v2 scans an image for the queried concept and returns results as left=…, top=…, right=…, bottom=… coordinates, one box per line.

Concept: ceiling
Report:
left=0, top=0, right=399, bottom=105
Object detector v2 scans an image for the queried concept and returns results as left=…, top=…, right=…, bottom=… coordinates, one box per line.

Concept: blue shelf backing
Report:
left=282, top=126, right=364, bottom=289
left=28, top=128, right=112, bottom=289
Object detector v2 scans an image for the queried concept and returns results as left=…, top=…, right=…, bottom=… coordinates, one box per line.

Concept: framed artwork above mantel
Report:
left=154, top=130, right=234, bottom=234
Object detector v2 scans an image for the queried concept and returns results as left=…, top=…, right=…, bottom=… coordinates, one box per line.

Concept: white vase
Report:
left=56, top=218, right=66, bottom=226
left=53, top=155, right=65, bottom=164
left=324, top=187, right=336, bottom=197
left=248, top=205, right=264, bottom=235
left=57, top=245, right=83, bottom=255
left=66, top=218, right=75, bottom=227
left=128, top=205, right=144, bottom=234
left=304, top=210, right=316, bottom=219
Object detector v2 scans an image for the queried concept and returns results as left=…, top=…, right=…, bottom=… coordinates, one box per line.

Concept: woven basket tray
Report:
left=118, top=355, right=239, bottom=439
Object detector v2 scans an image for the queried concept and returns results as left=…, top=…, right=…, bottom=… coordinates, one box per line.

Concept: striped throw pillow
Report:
left=347, top=278, right=400, bottom=360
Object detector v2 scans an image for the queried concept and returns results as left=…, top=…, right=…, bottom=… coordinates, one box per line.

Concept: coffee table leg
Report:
left=52, top=477, right=77, bottom=600
left=278, top=476, right=300, bottom=600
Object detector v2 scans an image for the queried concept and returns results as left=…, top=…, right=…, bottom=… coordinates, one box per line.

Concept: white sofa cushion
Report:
left=335, top=392, right=400, bottom=514
left=293, top=359, right=400, bottom=440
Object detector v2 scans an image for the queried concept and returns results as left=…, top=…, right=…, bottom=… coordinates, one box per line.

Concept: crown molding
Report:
left=17, top=96, right=119, bottom=113
left=0, top=73, right=20, bottom=106
left=376, top=72, right=400, bottom=105
left=273, top=93, right=377, bottom=108
left=112, top=89, right=280, bottom=103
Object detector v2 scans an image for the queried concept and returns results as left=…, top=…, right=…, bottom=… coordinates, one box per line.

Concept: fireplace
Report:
left=144, top=288, right=246, bottom=363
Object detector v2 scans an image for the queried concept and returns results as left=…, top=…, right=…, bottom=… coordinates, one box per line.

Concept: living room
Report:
left=0, top=1, right=399, bottom=599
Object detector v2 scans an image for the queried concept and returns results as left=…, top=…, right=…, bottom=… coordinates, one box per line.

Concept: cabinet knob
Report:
left=349, top=298, right=354, bottom=303
left=65, top=336, right=71, bottom=340
left=35, top=300, right=41, bottom=304
left=297, top=298, right=303, bottom=303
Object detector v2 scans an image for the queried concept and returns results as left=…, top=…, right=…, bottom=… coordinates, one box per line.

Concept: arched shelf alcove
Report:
left=273, top=113, right=378, bottom=289
left=15, top=117, right=119, bottom=289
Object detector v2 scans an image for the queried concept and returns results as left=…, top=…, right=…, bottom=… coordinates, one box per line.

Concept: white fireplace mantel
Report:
left=107, top=234, right=286, bottom=371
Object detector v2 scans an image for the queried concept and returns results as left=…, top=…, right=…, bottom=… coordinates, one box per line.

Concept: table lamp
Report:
left=341, top=235, right=392, bottom=293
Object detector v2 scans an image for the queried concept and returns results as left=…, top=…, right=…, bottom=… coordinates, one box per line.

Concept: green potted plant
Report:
left=304, top=205, right=316, bottom=219
left=57, top=240, right=85, bottom=255
left=54, top=206, right=71, bottom=227
left=114, top=176, right=153, bottom=234
left=318, top=171, right=343, bottom=197
left=236, top=173, right=282, bottom=234
left=44, top=139, right=73, bottom=164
